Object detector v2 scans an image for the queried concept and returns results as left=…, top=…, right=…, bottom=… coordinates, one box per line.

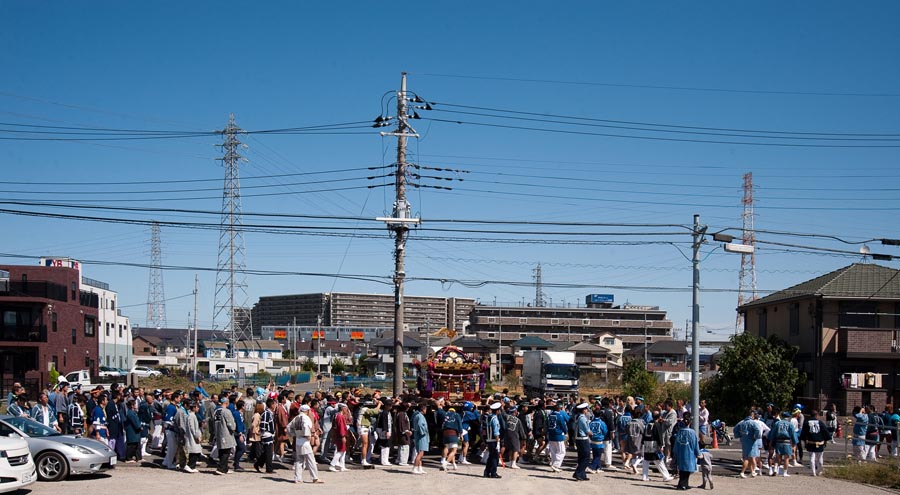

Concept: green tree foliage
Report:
left=301, top=357, right=316, bottom=372
left=622, top=358, right=657, bottom=399
left=704, top=333, right=805, bottom=424
left=330, top=357, right=347, bottom=375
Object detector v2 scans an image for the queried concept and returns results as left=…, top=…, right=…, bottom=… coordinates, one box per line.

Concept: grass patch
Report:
left=825, top=458, right=900, bottom=489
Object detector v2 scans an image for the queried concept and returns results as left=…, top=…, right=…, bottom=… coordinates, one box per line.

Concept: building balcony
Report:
left=837, top=327, right=900, bottom=356
left=0, top=282, right=68, bottom=302
left=0, top=325, right=48, bottom=342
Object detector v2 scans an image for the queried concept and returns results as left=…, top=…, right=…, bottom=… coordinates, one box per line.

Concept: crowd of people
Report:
left=3, top=379, right=875, bottom=488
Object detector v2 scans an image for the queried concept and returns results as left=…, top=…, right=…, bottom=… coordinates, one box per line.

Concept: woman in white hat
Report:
left=289, top=404, right=324, bottom=484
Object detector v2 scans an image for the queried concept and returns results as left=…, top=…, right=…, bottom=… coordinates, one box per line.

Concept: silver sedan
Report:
left=0, top=416, right=115, bottom=481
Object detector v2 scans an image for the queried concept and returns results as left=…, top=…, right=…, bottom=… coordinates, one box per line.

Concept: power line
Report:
left=0, top=165, right=388, bottom=186
left=423, top=117, right=900, bottom=149
left=416, top=72, right=900, bottom=98
left=430, top=101, right=900, bottom=138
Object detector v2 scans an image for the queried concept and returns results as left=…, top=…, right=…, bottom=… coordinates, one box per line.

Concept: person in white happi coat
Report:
left=289, top=404, right=324, bottom=484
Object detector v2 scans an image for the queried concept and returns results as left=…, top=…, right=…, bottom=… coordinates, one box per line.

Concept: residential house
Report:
left=738, top=263, right=900, bottom=414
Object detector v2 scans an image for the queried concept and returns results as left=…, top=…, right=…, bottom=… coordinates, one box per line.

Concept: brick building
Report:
left=738, top=263, right=900, bottom=414
left=0, top=262, right=100, bottom=395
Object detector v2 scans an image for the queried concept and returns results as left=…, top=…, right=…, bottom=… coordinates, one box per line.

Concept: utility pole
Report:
left=192, top=274, right=198, bottom=382
left=691, top=213, right=707, bottom=434
left=378, top=72, right=420, bottom=397
left=316, top=314, right=322, bottom=375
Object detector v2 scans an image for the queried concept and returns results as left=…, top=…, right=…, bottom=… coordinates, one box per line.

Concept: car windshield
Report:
left=6, top=416, right=61, bottom=437
left=545, top=364, right=579, bottom=380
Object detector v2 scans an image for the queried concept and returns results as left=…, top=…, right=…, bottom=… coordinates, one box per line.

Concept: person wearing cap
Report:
left=212, top=396, right=236, bottom=475
left=504, top=405, right=526, bottom=469
left=356, top=396, right=379, bottom=466
left=329, top=403, right=351, bottom=472
left=375, top=399, right=394, bottom=466
left=571, top=403, right=591, bottom=481
left=483, top=402, right=502, bottom=479
left=289, top=404, right=324, bottom=483
left=767, top=410, right=798, bottom=476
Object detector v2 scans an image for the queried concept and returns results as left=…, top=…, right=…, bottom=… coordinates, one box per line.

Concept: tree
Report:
left=301, top=357, right=316, bottom=372
left=704, top=333, right=805, bottom=424
left=330, top=357, right=347, bottom=375
left=622, top=357, right=657, bottom=399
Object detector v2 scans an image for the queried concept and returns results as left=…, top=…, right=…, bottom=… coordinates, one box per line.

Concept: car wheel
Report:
left=36, top=451, right=69, bottom=481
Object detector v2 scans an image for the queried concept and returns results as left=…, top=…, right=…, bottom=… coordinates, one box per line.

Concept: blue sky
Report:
left=1, top=2, right=899, bottom=336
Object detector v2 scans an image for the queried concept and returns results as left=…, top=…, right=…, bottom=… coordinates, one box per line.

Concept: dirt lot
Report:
left=22, top=442, right=895, bottom=495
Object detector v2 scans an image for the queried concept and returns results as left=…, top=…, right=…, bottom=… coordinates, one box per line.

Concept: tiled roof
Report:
left=740, top=263, right=900, bottom=309
left=510, top=336, right=555, bottom=348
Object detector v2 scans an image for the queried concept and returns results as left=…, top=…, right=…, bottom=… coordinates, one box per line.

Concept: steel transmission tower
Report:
left=533, top=263, right=546, bottom=307
left=213, top=114, right=251, bottom=356
left=735, top=172, right=758, bottom=333
left=146, top=221, right=167, bottom=328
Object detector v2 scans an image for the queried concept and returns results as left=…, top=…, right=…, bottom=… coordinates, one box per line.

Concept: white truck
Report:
left=60, top=370, right=98, bottom=389
left=522, top=351, right=579, bottom=397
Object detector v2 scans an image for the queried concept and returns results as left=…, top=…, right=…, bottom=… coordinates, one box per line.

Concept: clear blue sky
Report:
left=1, top=1, right=899, bottom=336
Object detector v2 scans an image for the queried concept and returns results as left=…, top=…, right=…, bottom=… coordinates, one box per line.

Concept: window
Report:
left=84, top=317, right=95, bottom=337
left=106, top=322, right=110, bottom=337
left=612, top=320, right=620, bottom=326
left=119, top=324, right=123, bottom=339
left=51, top=312, right=57, bottom=332
left=604, top=338, right=616, bottom=346
left=110, top=299, right=115, bottom=311
left=71, top=282, right=76, bottom=301
left=789, top=303, right=800, bottom=336
left=582, top=319, right=590, bottom=325
left=106, top=356, right=110, bottom=365
left=519, top=333, right=526, bottom=338
left=519, top=318, right=527, bottom=324
left=487, top=317, right=496, bottom=324
left=71, top=328, right=76, bottom=345
left=758, top=309, right=767, bottom=338
left=839, top=301, right=878, bottom=328
left=550, top=334, right=559, bottom=340
left=551, top=318, right=560, bottom=325
left=2, top=311, right=15, bottom=326
left=488, top=333, right=496, bottom=338
left=51, top=355, right=58, bottom=371
left=63, top=352, right=66, bottom=367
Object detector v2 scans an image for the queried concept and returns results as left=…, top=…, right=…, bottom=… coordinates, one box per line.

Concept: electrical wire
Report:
left=416, top=72, right=900, bottom=98
left=423, top=117, right=900, bottom=149
left=430, top=102, right=900, bottom=138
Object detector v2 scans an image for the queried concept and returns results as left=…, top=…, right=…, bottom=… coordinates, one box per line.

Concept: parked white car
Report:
left=98, top=366, right=121, bottom=378
left=129, top=366, right=162, bottom=378
left=0, top=435, right=36, bottom=492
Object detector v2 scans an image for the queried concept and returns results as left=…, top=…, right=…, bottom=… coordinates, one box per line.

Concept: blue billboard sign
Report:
left=586, top=294, right=614, bottom=304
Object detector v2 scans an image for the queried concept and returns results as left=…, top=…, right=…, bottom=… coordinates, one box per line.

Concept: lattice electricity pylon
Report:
left=735, top=172, right=758, bottom=333
left=146, top=221, right=167, bottom=329
left=533, top=262, right=546, bottom=307
left=212, top=114, right=251, bottom=354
